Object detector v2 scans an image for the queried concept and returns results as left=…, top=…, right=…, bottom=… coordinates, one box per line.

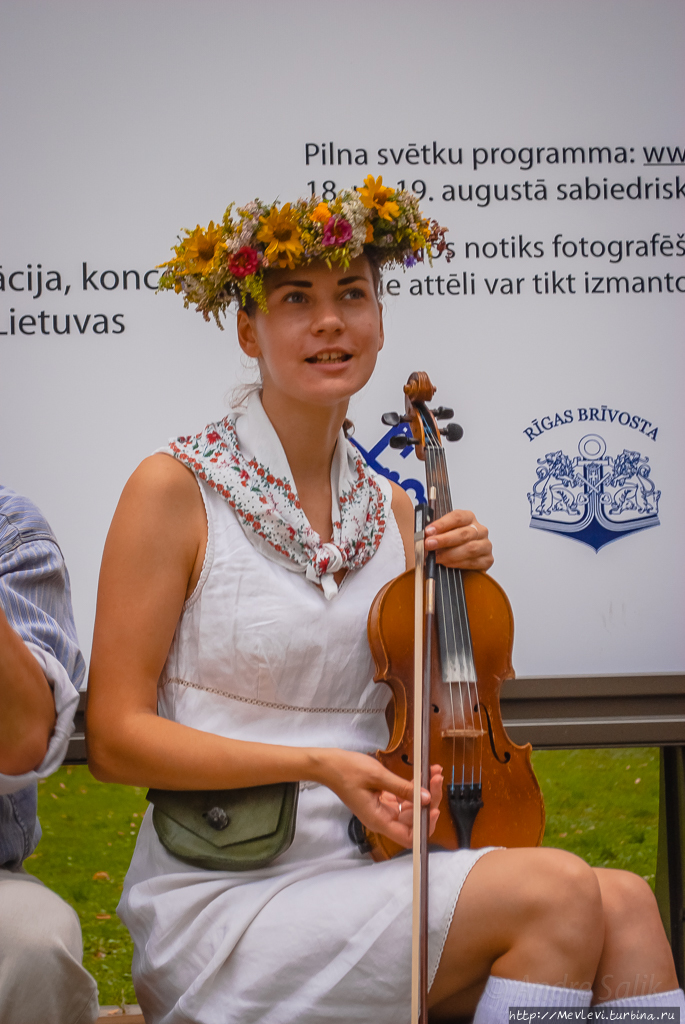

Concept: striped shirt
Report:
left=0, top=485, right=84, bottom=868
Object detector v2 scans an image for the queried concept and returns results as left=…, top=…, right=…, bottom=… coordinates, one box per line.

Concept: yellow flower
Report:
left=311, top=202, right=332, bottom=224
left=365, top=222, right=375, bottom=243
left=180, top=222, right=225, bottom=273
left=256, top=203, right=304, bottom=268
left=357, top=175, right=400, bottom=221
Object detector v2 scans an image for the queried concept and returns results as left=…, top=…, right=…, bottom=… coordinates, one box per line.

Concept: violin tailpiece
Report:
left=446, top=783, right=484, bottom=850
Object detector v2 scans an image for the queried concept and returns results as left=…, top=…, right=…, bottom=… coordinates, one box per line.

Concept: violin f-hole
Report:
left=477, top=703, right=511, bottom=764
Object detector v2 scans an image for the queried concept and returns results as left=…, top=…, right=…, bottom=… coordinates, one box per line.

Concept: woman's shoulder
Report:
left=102, top=453, right=207, bottom=600
left=124, top=452, right=201, bottom=507
left=112, top=454, right=205, bottom=550
left=388, top=481, right=414, bottom=568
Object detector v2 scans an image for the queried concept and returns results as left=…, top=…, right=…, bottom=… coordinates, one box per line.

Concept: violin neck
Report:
left=425, top=448, right=453, bottom=518
left=424, top=446, right=477, bottom=686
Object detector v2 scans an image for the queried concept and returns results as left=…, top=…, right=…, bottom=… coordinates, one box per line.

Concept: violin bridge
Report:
left=441, top=728, right=486, bottom=739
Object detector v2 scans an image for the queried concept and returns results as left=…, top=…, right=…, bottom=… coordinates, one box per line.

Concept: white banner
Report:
left=1, top=0, right=683, bottom=674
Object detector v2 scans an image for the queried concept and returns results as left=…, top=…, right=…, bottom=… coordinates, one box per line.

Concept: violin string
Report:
left=427, top=444, right=459, bottom=787
left=434, top=443, right=471, bottom=783
left=424, top=412, right=481, bottom=789
left=461, top=572, right=481, bottom=783
left=441, top=441, right=480, bottom=785
left=439, top=428, right=468, bottom=780
left=438, top=458, right=470, bottom=785
left=425, top=439, right=455, bottom=787
left=451, top=567, right=472, bottom=784
left=437, top=566, right=459, bottom=783
left=426, top=427, right=466, bottom=787
left=454, top=573, right=475, bottom=786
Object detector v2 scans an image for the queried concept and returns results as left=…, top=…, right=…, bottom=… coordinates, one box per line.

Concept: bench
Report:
left=500, top=673, right=685, bottom=987
left=64, top=672, right=685, bottom=999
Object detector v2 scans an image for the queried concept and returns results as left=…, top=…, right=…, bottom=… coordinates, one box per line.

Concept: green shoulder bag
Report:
left=146, top=782, right=299, bottom=871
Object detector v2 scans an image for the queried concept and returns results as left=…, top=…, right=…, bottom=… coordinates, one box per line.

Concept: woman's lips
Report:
left=305, top=351, right=352, bottom=364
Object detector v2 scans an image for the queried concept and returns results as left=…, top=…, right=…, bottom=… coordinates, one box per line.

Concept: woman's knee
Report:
left=594, top=868, right=661, bottom=929
left=506, top=847, right=603, bottom=929
left=458, top=846, right=603, bottom=959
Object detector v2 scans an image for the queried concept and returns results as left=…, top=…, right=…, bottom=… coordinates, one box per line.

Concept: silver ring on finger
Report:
left=398, top=803, right=403, bottom=815
left=468, top=524, right=479, bottom=536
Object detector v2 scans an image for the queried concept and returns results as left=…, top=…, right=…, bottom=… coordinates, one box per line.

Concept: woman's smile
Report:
left=305, top=350, right=353, bottom=364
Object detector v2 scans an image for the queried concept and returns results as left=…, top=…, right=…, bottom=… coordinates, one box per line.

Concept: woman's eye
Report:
left=342, top=287, right=365, bottom=300
left=284, top=291, right=307, bottom=304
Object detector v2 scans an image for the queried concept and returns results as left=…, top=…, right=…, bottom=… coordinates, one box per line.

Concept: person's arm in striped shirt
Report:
left=0, top=605, right=56, bottom=774
left=0, top=488, right=84, bottom=790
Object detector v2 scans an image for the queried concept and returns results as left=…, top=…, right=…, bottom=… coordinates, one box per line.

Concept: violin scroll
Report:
left=394, top=371, right=464, bottom=460
left=403, top=371, right=436, bottom=404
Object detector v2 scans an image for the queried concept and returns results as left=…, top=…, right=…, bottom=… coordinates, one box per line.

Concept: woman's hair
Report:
left=241, top=248, right=383, bottom=318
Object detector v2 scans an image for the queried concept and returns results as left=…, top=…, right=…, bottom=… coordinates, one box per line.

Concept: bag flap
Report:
left=146, top=784, right=288, bottom=849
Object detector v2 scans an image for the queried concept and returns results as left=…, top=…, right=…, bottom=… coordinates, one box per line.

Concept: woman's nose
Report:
left=311, top=304, right=344, bottom=334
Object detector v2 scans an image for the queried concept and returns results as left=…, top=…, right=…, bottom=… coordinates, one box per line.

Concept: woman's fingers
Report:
left=425, top=509, right=493, bottom=571
left=320, top=750, right=444, bottom=849
left=427, top=765, right=444, bottom=836
left=383, top=766, right=444, bottom=843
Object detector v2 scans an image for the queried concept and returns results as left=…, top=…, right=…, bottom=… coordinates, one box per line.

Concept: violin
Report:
left=364, top=371, right=545, bottom=1021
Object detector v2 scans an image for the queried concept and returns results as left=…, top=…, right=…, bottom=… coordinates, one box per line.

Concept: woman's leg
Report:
left=429, top=847, right=604, bottom=1020
left=591, top=868, right=678, bottom=1002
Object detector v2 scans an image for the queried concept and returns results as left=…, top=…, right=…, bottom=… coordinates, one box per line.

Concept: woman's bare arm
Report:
left=87, top=453, right=315, bottom=790
left=86, top=456, right=427, bottom=846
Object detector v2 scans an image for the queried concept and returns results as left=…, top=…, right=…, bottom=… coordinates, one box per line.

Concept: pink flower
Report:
left=228, top=246, right=260, bottom=278
left=322, top=216, right=353, bottom=248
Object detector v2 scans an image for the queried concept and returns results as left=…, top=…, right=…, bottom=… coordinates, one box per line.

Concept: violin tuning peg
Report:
left=381, top=412, right=401, bottom=426
left=389, top=435, right=419, bottom=450
left=432, top=406, right=454, bottom=420
left=440, top=423, right=464, bottom=442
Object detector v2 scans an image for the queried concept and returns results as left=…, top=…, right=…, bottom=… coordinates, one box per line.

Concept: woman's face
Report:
left=236, top=256, right=384, bottom=411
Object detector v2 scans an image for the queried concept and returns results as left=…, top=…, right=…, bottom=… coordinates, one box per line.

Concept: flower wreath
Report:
left=158, top=176, right=451, bottom=327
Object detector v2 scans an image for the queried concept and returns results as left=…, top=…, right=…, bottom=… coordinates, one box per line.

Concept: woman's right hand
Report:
left=311, top=748, right=443, bottom=849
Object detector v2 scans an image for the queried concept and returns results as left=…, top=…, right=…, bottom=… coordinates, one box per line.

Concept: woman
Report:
left=87, top=180, right=681, bottom=1024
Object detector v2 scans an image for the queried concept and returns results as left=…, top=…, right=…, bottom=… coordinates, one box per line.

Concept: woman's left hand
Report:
left=424, top=509, right=493, bottom=571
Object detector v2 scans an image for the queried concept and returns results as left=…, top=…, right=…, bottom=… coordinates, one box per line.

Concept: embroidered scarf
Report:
left=167, top=392, right=389, bottom=599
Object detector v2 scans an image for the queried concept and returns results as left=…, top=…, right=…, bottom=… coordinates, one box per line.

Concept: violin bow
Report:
left=411, top=489, right=437, bottom=1024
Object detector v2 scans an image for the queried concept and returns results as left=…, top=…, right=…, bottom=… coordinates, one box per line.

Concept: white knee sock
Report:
left=473, top=975, right=592, bottom=1023
left=599, top=987, right=685, bottom=1011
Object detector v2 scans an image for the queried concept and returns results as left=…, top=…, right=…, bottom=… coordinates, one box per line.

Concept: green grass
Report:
left=533, top=747, right=659, bottom=882
left=25, top=748, right=660, bottom=1005
left=26, top=767, right=148, bottom=1006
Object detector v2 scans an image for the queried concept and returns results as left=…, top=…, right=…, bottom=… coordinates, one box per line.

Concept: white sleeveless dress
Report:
left=119, top=477, right=493, bottom=1024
